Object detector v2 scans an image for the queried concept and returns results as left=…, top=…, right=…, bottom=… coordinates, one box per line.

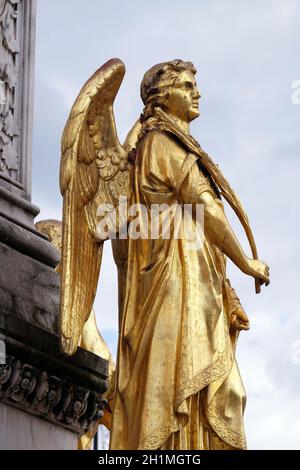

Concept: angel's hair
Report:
left=140, top=59, right=196, bottom=121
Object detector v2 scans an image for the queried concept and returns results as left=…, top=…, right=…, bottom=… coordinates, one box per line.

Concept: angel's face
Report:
left=165, top=70, right=201, bottom=123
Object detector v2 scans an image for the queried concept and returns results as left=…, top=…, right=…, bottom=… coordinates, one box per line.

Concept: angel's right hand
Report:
left=246, top=258, right=270, bottom=286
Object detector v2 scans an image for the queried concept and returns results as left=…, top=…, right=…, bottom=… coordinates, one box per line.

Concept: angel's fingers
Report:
left=259, top=273, right=269, bottom=285
left=239, top=323, right=250, bottom=331
left=232, top=319, right=249, bottom=331
left=236, top=308, right=248, bottom=322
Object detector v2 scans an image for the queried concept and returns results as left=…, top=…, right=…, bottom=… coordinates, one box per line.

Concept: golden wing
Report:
left=60, top=58, right=130, bottom=356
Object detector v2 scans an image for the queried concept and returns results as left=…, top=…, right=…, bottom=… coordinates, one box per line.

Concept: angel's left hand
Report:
left=230, top=306, right=250, bottom=331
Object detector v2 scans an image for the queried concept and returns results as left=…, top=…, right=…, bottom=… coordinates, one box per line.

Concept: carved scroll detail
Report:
left=0, top=355, right=107, bottom=435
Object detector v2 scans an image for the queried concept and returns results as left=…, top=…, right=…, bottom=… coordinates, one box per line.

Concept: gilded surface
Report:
left=59, top=59, right=270, bottom=450
left=59, top=59, right=130, bottom=356
left=36, top=219, right=115, bottom=450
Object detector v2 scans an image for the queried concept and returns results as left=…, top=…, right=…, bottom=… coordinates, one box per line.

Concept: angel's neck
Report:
left=166, top=113, right=190, bottom=134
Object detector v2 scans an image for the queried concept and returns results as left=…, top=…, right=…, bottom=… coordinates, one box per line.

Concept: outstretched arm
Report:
left=200, top=191, right=269, bottom=285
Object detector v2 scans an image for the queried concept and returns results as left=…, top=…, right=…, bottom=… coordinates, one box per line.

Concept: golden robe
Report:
left=110, top=129, right=247, bottom=450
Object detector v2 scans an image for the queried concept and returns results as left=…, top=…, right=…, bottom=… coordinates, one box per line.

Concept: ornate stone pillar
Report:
left=0, top=0, right=37, bottom=224
left=0, top=1, right=108, bottom=449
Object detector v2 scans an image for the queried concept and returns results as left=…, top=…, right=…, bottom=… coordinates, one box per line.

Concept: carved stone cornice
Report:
left=0, top=312, right=109, bottom=436
left=0, top=355, right=107, bottom=435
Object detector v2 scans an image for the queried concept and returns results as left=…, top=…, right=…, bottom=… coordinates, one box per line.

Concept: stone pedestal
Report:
left=0, top=0, right=108, bottom=449
left=0, top=403, right=78, bottom=450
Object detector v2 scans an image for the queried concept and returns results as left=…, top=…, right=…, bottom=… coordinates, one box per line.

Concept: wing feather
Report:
left=59, top=59, right=128, bottom=355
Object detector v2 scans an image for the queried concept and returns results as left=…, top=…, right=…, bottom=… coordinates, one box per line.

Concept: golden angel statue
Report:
left=59, top=58, right=270, bottom=450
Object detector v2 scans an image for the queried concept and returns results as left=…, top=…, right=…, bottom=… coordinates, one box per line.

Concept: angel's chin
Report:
left=189, top=109, right=200, bottom=121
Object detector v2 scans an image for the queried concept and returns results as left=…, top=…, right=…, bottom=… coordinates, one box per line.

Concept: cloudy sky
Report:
left=32, top=0, right=300, bottom=449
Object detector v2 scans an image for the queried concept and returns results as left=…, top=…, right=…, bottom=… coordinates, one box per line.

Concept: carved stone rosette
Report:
left=0, top=355, right=107, bottom=435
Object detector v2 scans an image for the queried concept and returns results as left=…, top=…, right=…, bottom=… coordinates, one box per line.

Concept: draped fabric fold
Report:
left=110, top=124, right=247, bottom=450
